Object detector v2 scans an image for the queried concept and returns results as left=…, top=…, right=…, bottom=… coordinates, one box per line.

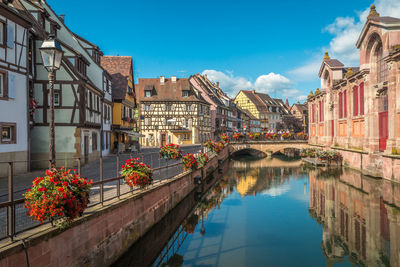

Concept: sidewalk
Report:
left=0, top=145, right=201, bottom=202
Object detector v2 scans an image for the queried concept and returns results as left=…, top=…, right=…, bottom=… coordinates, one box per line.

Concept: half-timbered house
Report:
left=137, top=76, right=211, bottom=146
left=18, top=0, right=107, bottom=167
left=101, top=56, right=138, bottom=153
left=189, top=73, right=227, bottom=138
left=0, top=2, right=31, bottom=176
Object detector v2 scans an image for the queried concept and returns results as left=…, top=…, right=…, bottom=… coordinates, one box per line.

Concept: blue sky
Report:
left=49, top=0, right=400, bottom=104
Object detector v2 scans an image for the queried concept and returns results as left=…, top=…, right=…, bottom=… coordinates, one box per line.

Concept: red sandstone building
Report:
left=308, top=5, right=400, bottom=180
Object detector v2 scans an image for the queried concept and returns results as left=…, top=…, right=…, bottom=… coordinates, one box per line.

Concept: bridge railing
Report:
left=229, top=134, right=309, bottom=143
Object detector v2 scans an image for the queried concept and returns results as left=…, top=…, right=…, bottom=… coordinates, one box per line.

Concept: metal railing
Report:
left=0, top=146, right=204, bottom=242
left=228, top=134, right=309, bottom=143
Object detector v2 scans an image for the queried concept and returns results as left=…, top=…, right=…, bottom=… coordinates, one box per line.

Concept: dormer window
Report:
left=144, top=90, right=152, bottom=98
left=76, top=58, right=87, bottom=76
left=182, top=90, right=189, bottom=97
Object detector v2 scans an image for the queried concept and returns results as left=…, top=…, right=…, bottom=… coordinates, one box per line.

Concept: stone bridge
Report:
left=229, top=141, right=310, bottom=157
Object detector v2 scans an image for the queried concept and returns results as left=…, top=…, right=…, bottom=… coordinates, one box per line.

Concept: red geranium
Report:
left=182, top=153, right=198, bottom=171
left=160, top=144, right=182, bottom=159
left=24, top=167, right=92, bottom=223
left=121, top=158, right=153, bottom=188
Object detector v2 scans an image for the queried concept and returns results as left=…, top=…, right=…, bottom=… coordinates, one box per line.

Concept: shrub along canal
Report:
left=114, top=156, right=400, bottom=267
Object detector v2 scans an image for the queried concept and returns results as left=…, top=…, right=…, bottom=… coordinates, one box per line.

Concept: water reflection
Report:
left=114, top=157, right=400, bottom=267
left=309, top=167, right=400, bottom=267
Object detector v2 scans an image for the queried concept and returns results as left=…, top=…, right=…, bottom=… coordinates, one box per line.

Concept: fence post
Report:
left=116, top=153, right=120, bottom=197
left=100, top=156, right=104, bottom=206
left=8, top=162, right=14, bottom=241
left=77, top=158, right=81, bottom=174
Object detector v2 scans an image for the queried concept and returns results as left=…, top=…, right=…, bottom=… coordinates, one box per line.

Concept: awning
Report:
left=116, top=130, right=145, bottom=137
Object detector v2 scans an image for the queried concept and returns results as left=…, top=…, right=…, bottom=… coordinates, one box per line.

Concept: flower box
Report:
left=121, top=158, right=153, bottom=188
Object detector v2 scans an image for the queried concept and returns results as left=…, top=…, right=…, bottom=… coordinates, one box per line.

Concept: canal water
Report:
left=114, top=157, right=400, bottom=267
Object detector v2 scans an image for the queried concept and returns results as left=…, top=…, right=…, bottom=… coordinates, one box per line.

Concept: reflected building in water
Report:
left=309, top=168, right=400, bottom=266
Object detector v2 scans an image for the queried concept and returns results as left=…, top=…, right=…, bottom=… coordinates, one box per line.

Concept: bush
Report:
left=121, top=158, right=153, bottom=187
left=24, top=167, right=92, bottom=223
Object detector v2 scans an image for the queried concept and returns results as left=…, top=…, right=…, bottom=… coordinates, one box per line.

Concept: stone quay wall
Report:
left=0, top=147, right=229, bottom=267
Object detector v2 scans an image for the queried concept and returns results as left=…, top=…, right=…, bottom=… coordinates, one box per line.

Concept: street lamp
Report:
left=40, top=34, right=64, bottom=168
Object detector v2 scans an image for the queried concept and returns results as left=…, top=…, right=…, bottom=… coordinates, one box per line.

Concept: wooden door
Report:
left=161, top=134, right=166, bottom=146
left=84, top=136, right=89, bottom=164
left=379, top=111, right=388, bottom=152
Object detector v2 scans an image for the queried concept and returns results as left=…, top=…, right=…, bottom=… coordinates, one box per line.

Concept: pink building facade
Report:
left=308, top=5, right=400, bottom=181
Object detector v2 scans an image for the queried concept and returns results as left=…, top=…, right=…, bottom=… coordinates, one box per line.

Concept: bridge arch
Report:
left=229, top=141, right=310, bottom=158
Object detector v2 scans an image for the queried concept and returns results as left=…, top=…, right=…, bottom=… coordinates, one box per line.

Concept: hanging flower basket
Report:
left=183, top=214, right=199, bottom=234
left=233, top=132, right=244, bottom=140
left=249, top=132, right=260, bottom=140
left=195, top=152, right=209, bottom=168
left=182, top=153, right=198, bottom=171
left=281, top=132, right=292, bottom=140
left=296, top=132, right=309, bottom=140
left=121, top=158, right=153, bottom=188
left=160, top=144, right=182, bottom=160
left=204, top=139, right=215, bottom=151
left=220, top=133, right=229, bottom=143
left=24, top=167, right=92, bottom=224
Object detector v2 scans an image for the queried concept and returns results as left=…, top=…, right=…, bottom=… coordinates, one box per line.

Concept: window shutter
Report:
left=353, top=86, right=358, bottom=116
left=8, top=73, right=16, bottom=98
left=339, top=92, right=343, bottom=119
left=7, top=24, right=14, bottom=48
left=344, top=90, right=347, bottom=117
left=360, top=83, right=364, bottom=115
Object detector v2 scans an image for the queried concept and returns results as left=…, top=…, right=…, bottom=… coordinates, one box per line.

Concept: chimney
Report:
left=171, top=76, right=177, bottom=83
left=59, top=14, right=65, bottom=23
left=160, top=76, right=165, bottom=85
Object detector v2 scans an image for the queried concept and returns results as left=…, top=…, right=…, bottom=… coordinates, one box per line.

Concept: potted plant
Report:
left=204, top=139, right=215, bottom=151
left=24, top=167, right=92, bottom=224
left=249, top=132, right=260, bottom=140
left=182, top=153, right=198, bottom=170
left=281, top=132, right=292, bottom=140
left=121, top=158, right=153, bottom=188
left=160, top=144, right=182, bottom=160
left=296, top=132, right=309, bottom=140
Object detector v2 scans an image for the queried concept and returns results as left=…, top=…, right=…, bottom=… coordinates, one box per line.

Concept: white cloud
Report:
left=289, top=58, right=321, bottom=80
left=290, top=0, right=400, bottom=80
left=201, top=70, right=306, bottom=103
left=254, top=73, right=291, bottom=93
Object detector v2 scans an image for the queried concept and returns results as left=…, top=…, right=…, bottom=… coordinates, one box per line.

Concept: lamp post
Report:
left=39, top=34, right=64, bottom=168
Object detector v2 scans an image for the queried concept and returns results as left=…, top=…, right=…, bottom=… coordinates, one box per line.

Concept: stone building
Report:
left=136, top=76, right=211, bottom=146
left=307, top=5, right=400, bottom=180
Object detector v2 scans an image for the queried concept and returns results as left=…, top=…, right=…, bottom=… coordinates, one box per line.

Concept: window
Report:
left=339, top=92, right=343, bottom=118
left=54, top=92, right=60, bottom=106
left=129, top=108, right=132, bottom=118
left=123, top=106, right=126, bottom=117
left=164, top=104, right=172, bottom=111
left=0, top=123, right=16, bottom=144
left=77, top=58, right=87, bottom=76
left=344, top=90, right=347, bottom=117
left=7, top=23, right=14, bottom=49
left=0, top=22, right=5, bottom=46
left=376, top=44, right=388, bottom=83
left=182, top=90, right=189, bottom=97
left=360, top=83, right=364, bottom=115
left=0, top=72, right=6, bottom=98
left=353, top=86, right=358, bottom=116
left=144, top=90, right=152, bottom=97
left=186, top=104, right=191, bottom=111
left=319, top=101, right=324, bottom=122
left=144, top=104, right=150, bottom=111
